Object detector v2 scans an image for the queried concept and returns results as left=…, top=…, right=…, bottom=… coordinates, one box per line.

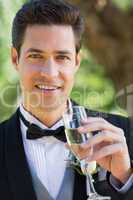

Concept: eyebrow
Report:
left=26, top=48, right=72, bottom=55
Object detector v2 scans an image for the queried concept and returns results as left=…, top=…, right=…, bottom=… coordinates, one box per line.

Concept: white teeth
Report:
left=37, top=85, right=58, bottom=90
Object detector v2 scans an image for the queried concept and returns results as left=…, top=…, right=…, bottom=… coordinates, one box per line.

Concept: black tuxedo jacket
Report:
left=0, top=109, right=133, bottom=200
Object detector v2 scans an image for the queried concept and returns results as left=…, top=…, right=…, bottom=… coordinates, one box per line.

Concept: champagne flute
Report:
left=63, top=106, right=111, bottom=200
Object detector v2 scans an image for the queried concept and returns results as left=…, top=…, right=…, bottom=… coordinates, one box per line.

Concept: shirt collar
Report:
left=19, top=98, right=72, bottom=130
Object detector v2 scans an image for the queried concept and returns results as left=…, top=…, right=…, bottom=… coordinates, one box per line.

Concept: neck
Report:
left=22, top=102, right=67, bottom=127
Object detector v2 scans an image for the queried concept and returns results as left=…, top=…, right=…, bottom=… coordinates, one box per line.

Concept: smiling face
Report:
left=12, top=25, right=80, bottom=112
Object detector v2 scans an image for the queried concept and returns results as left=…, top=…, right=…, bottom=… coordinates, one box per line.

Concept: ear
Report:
left=75, top=52, right=81, bottom=73
left=11, top=47, right=19, bottom=71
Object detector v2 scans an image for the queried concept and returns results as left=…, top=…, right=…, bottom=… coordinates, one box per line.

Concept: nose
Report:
left=40, top=57, right=59, bottom=77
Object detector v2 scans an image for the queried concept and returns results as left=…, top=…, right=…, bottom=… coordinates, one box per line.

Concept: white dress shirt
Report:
left=19, top=104, right=69, bottom=199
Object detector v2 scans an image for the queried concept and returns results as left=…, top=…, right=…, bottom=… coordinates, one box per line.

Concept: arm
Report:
left=76, top=114, right=133, bottom=199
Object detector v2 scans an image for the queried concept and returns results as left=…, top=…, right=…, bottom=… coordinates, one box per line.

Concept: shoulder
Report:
left=71, top=99, right=129, bottom=129
left=0, top=119, right=9, bottom=139
left=0, top=119, right=9, bottom=162
left=0, top=119, right=9, bottom=129
left=86, top=108, right=129, bottom=132
left=86, top=109, right=128, bottom=125
left=0, top=110, right=19, bottom=160
left=0, top=109, right=19, bottom=135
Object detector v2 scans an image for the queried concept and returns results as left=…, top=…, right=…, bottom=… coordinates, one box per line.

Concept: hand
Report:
left=77, top=117, right=132, bottom=184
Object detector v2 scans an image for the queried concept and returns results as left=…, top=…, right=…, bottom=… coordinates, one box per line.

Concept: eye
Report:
left=56, top=55, right=70, bottom=61
left=28, top=54, right=43, bottom=59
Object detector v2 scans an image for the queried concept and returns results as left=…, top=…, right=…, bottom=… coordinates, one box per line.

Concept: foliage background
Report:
left=0, top=0, right=132, bottom=122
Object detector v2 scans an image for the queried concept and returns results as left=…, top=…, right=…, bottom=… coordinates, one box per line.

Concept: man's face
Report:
left=12, top=25, right=80, bottom=111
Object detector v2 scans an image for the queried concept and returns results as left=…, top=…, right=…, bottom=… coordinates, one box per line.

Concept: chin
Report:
left=23, top=92, right=67, bottom=111
left=39, top=97, right=66, bottom=111
left=38, top=104, right=61, bottom=112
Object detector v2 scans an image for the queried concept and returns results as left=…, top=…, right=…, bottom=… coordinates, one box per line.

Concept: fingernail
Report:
left=80, top=142, right=91, bottom=148
left=82, top=118, right=88, bottom=123
left=80, top=143, right=85, bottom=148
left=86, top=156, right=93, bottom=162
left=78, top=127, right=84, bottom=132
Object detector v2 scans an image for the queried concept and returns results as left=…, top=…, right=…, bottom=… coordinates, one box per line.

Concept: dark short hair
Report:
left=12, top=0, right=85, bottom=56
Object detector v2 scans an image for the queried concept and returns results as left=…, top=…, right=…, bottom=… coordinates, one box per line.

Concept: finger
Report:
left=81, top=130, right=126, bottom=149
left=81, top=117, right=107, bottom=124
left=78, top=121, right=124, bottom=136
left=86, top=142, right=124, bottom=162
left=65, top=143, right=92, bottom=160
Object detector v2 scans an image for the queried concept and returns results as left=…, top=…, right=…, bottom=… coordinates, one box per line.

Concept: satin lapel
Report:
left=5, top=109, right=37, bottom=200
left=73, top=170, right=87, bottom=200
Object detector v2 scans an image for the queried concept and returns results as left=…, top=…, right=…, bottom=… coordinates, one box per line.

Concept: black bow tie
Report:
left=19, top=111, right=66, bottom=142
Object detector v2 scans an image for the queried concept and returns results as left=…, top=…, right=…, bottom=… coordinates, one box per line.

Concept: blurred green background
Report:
left=0, top=0, right=133, bottom=122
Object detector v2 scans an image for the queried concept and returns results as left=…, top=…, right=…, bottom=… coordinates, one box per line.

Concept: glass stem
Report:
left=83, top=162, right=97, bottom=196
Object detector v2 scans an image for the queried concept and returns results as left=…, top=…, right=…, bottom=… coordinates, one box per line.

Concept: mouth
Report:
left=35, top=84, right=62, bottom=93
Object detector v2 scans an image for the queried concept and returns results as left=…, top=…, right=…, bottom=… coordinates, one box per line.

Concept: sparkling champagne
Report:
left=65, top=128, right=96, bottom=174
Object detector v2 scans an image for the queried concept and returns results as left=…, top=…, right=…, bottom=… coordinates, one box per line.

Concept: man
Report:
left=0, top=0, right=133, bottom=200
